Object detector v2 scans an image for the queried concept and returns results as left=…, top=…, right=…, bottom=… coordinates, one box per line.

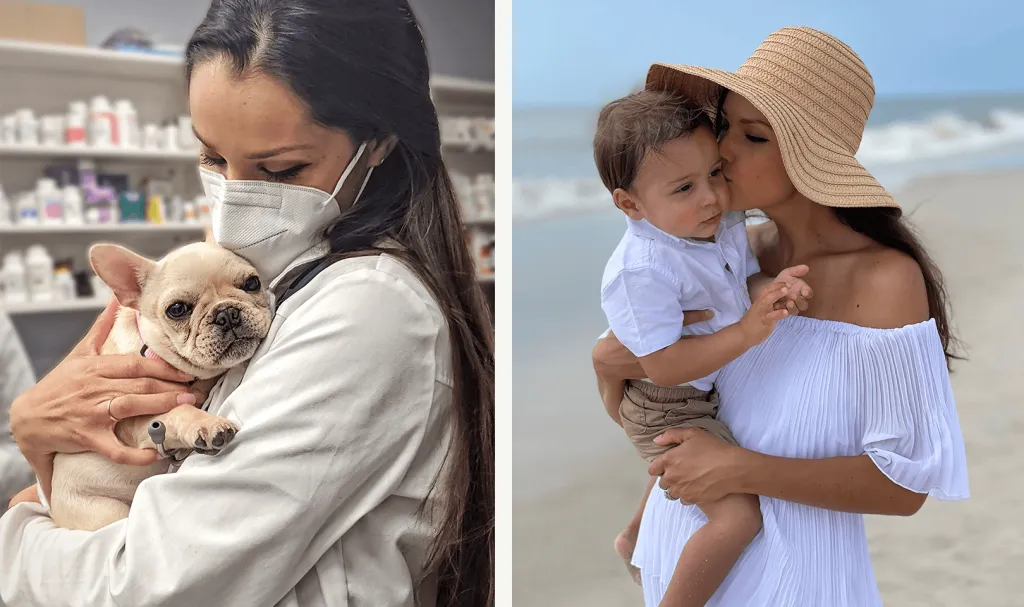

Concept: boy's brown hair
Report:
left=593, top=90, right=712, bottom=193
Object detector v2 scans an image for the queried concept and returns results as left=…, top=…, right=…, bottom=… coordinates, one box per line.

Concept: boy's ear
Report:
left=613, top=188, right=644, bottom=221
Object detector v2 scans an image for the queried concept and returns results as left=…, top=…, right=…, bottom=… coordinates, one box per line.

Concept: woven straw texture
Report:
left=646, top=26, right=899, bottom=210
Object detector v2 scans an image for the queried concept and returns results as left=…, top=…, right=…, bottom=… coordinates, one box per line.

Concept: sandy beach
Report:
left=511, top=168, right=1024, bottom=606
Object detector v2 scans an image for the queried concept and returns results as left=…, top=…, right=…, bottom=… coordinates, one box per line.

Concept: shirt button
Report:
left=724, top=263, right=732, bottom=273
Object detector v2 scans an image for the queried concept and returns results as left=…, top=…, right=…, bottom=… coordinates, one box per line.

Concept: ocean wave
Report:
left=513, top=109, right=1024, bottom=220
left=511, top=178, right=610, bottom=221
left=857, top=109, right=1024, bottom=163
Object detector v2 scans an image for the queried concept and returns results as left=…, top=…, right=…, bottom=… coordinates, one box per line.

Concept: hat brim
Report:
left=646, top=62, right=899, bottom=211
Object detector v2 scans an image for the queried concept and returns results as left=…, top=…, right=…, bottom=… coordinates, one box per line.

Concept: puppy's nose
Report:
left=213, top=306, right=243, bottom=329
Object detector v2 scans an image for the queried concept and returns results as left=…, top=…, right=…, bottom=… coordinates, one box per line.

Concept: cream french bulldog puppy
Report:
left=48, top=241, right=273, bottom=531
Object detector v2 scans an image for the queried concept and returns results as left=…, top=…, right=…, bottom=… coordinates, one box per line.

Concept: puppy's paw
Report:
left=191, top=417, right=238, bottom=456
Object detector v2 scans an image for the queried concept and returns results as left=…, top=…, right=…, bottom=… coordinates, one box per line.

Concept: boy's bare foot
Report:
left=615, top=525, right=642, bottom=585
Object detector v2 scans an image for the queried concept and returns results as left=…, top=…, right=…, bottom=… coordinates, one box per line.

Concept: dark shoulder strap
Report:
left=275, top=250, right=385, bottom=306
left=276, top=256, right=340, bottom=306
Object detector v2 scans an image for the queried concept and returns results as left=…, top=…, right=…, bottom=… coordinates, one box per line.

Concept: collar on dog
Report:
left=134, top=310, right=199, bottom=389
left=135, top=311, right=163, bottom=362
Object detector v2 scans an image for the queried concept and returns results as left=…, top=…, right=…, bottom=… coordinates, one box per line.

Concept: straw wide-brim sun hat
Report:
left=646, top=26, right=898, bottom=211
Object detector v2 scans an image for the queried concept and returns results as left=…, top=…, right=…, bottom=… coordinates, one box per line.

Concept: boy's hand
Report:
left=739, top=282, right=790, bottom=346
left=773, top=264, right=813, bottom=316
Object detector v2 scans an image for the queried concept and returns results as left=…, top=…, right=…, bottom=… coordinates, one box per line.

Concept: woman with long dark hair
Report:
left=594, top=27, right=968, bottom=606
left=0, top=2, right=493, bottom=605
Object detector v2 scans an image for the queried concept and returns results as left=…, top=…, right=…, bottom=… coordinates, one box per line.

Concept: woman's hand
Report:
left=8, top=483, right=40, bottom=509
left=648, top=427, right=748, bottom=504
left=592, top=332, right=644, bottom=382
left=10, top=298, right=198, bottom=499
left=592, top=331, right=644, bottom=424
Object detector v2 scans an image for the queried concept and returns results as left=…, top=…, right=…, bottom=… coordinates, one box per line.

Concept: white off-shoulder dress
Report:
left=632, top=316, right=970, bottom=606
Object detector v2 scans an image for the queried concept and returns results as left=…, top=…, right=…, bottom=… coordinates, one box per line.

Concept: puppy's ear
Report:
left=88, top=244, right=156, bottom=310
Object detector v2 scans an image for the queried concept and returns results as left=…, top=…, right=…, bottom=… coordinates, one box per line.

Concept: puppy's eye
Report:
left=242, top=276, right=261, bottom=292
left=166, top=302, right=193, bottom=320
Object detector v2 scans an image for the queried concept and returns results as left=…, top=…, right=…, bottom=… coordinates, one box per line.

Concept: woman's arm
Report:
left=0, top=268, right=442, bottom=607
left=736, top=449, right=926, bottom=515
left=592, top=332, right=646, bottom=424
left=592, top=332, right=646, bottom=383
left=649, top=428, right=925, bottom=516
left=8, top=299, right=198, bottom=498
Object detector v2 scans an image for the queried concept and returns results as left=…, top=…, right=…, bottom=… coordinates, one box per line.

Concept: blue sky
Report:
left=512, top=0, right=1024, bottom=106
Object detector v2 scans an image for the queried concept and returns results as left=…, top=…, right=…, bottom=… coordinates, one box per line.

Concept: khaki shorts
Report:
left=619, top=380, right=737, bottom=461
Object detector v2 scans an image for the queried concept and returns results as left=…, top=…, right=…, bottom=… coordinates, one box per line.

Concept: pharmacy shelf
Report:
left=430, top=75, right=494, bottom=96
left=3, top=296, right=108, bottom=316
left=0, top=143, right=197, bottom=162
left=477, top=274, right=495, bottom=284
left=442, top=141, right=494, bottom=153
left=0, top=223, right=205, bottom=235
left=0, top=39, right=184, bottom=82
left=464, top=216, right=495, bottom=227
left=0, top=39, right=493, bottom=97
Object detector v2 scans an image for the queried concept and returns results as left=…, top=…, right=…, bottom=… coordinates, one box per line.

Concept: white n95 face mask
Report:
left=199, top=141, right=373, bottom=284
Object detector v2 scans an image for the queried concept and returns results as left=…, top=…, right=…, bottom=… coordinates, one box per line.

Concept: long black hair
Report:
left=186, top=2, right=494, bottom=605
left=714, top=89, right=959, bottom=364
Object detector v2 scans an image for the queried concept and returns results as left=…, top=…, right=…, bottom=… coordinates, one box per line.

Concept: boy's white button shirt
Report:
left=601, top=211, right=759, bottom=391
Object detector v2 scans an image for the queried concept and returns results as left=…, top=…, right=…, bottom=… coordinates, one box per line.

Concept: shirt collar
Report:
left=269, top=239, right=332, bottom=294
left=626, top=215, right=730, bottom=247
left=135, top=310, right=163, bottom=362
left=268, top=235, right=406, bottom=303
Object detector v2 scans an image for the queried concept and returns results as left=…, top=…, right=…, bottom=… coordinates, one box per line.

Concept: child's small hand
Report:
left=739, top=282, right=790, bottom=346
left=773, top=264, right=813, bottom=316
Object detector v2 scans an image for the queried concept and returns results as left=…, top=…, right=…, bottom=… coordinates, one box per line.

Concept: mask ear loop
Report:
left=353, top=165, right=374, bottom=206
left=327, top=141, right=369, bottom=203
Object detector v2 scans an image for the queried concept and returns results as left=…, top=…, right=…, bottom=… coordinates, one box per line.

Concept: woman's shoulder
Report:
left=280, top=253, right=446, bottom=331
left=267, top=253, right=452, bottom=386
left=844, top=245, right=929, bottom=330
left=772, top=244, right=943, bottom=355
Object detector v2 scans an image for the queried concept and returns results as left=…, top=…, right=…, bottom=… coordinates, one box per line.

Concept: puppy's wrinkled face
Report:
left=142, top=243, right=272, bottom=376
left=90, top=242, right=273, bottom=378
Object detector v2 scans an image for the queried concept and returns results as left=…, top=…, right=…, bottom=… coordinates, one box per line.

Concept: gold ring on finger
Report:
left=107, top=397, right=121, bottom=423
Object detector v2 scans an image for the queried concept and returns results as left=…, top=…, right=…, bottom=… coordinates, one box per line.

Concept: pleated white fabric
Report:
left=633, top=315, right=969, bottom=606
